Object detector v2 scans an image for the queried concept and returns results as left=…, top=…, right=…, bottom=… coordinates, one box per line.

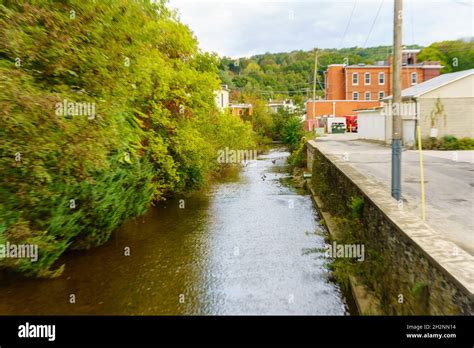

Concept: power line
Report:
left=339, top=0, right=357, bottom=49
left=322, top=0, right=360, bottom=98
left=317, top=79, right=325, bottom=91
left=362, top=0, right=385, bottom=48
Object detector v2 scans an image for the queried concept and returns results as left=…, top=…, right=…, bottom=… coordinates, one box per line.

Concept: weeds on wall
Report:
left=310, top=149, right=436, bottom=315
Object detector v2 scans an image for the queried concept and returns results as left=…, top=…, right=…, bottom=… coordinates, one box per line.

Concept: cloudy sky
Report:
left=168, top=0, right=473, bottom=58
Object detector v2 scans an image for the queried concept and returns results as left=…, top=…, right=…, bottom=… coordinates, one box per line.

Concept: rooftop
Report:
left=353, top=106, right=384, bottom=112
left=401, top=68, right=474, bottom=98
left=402, top=48, right=421, bottom=54
left=344, top=63, right=443, bottom=69
left=230, top=103, right=252, bottom=108
left=267, top=100, right=294, bottom=106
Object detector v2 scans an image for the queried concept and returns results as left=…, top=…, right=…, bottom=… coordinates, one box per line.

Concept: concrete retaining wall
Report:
left=307, top=140, right=473, bottom=315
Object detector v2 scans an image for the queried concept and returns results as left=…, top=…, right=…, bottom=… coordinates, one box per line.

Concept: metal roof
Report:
left=401, top=69, right=474, bottom=98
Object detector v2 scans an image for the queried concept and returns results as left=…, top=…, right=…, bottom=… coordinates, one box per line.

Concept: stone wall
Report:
left=307, top=140, right=473, bottom=315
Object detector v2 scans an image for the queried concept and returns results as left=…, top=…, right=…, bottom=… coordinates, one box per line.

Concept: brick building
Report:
left=325, top=50, right=442, bottom=101
left=305, top=100, right=380, bottom=130
left=305, top=49, right=443, bottom=130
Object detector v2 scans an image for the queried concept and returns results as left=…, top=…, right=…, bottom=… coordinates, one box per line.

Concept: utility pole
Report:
left=312, top=49, right=318, bottom=132
left=391, top=0, right=403, bottom=200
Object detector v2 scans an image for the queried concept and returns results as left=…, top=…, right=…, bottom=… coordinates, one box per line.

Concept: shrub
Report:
left=348, top=196, right=365, bottom=219
left=455, top=138, right=474, bottom=150
left=422, top=135, right=474, bottom=150
left=282, top=116, right=304, bottom=153
left=287, top=137, right=307, bottom=169
left=0, top=0, right=256, bottom=277
left=272, top=107, right=294, bottom=140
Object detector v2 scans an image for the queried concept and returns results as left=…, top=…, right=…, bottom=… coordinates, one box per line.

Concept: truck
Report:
left=344, top=115, right=358, bottom=133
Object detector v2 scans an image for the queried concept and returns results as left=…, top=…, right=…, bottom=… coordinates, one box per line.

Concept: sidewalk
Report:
left=314, top=133, right=474, bottom=255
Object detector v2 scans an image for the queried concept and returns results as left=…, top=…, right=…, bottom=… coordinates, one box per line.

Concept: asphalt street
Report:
left=315, top=134, right=474, bottom=254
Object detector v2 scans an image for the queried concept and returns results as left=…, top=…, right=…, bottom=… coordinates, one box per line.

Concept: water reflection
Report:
left=0, top=149, right=350, bottom=315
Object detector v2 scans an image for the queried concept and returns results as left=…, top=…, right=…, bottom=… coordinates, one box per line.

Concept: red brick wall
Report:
left=342, top=66, right=441, bottom=101
left=306, top=100, right=381, bottom=118
left=345, top=67, right=391, bottom=101
left=401, top=67, right=424, bottom=88
left=325, top=65, right=346, bottom=100
left=423, top=68, right=441, bottom=81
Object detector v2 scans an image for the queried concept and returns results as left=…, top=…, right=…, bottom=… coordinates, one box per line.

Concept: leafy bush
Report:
left=456, top=138, right=474, bottom=150
left=249, top=98, right=274, bottom=139
left=422, top=136, right=474, bottom=150
left=272, top=107, right=294, bottom=140
left=282, top=116, right=304, bottom=152
left=348, top=196, right=365, bottom=219
left=287, top=137, right=307, bottom=169
left=0, top=0, right=255, bottom=276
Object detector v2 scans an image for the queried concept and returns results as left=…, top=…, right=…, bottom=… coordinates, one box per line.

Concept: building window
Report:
left=353, top=92, right=359, bottom=100
left=364, top=72, right=371, bottom=85
left=352, top=72, right=359, bottom=85
left=364, top=91, right=371, bottom=100
left=411, top=72, right=417, bottom=85
left=378, top=72, right=385, bottom=85
left=378, top=91, right=384, bottom=100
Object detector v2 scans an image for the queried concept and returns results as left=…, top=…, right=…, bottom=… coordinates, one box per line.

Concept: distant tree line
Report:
left=219, top=39, right=474, bottom=103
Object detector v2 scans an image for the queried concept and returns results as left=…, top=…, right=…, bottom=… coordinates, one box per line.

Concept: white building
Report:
left=357, top=69, right=474, bottom=145
left=399, top=68, right=474, bottom=140
left=215, top=84, right=230, bottom=110
left=357, top=106, right=386, bottom=142
left=266, top=99, right=297, bottom=113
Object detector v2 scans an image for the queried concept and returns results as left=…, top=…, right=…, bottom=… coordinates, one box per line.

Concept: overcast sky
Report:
left=167, top=0, right=473, bottom=58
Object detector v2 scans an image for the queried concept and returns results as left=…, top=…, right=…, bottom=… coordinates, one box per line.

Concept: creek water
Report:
left=0, top=148, right=353, bottom=315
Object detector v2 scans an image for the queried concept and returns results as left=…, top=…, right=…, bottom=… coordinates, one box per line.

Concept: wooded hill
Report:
left=219, top=39, right=474, bottom=103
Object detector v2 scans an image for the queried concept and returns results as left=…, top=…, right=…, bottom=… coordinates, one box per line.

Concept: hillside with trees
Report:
left=219, top=39, right=474, bottom=103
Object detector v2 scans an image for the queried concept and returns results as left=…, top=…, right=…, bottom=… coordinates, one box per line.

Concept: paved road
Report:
left=315, top=134, right=474, bottom=255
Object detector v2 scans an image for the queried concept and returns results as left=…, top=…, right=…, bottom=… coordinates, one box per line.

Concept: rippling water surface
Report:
left=0, top=149, right=351, bottom=315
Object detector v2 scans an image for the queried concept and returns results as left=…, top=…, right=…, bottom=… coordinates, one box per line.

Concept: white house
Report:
left=215, top=84, right=230, bottom=110
left=399, top=68, right=474, bottom=140
left=266, top=99, right=297, bottom=113
left=357, top=69, right=474, bottom=145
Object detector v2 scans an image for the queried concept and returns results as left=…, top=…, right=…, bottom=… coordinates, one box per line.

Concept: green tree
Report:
left=0, top=0, right=256, bottom=277
left=282, top=116, right=304, bottom=152
left=418, top=40, right=474, bottom=73
left=272, top=107, right=295, bottom=140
